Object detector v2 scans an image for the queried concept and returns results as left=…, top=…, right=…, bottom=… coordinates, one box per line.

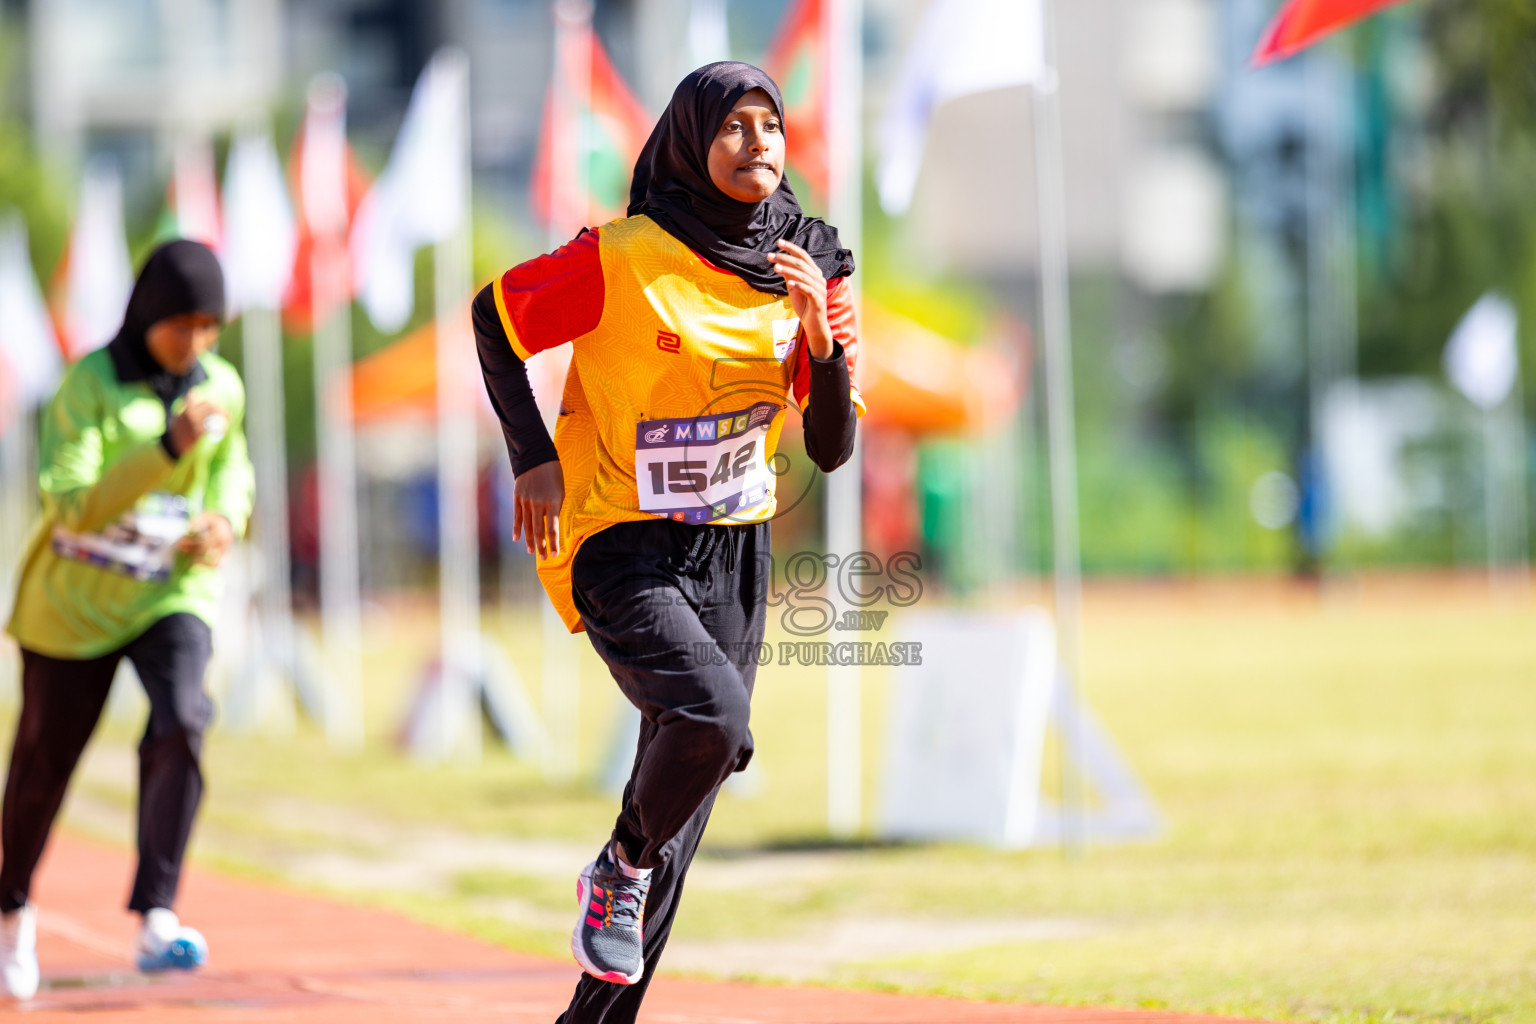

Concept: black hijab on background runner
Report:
left=628, top=61, right=853, bottom=295
left=106, top=239, right=226, bottom=408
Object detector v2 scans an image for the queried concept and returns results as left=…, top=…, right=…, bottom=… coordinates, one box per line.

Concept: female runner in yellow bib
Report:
left=473, top=62, right=862, bottom=1023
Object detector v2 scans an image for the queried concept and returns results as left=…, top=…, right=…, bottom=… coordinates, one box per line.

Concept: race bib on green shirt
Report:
left=52, top=491, right=192, bottom=583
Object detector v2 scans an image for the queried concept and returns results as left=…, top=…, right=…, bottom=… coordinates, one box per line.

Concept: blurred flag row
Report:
left=0, top=25, right=645, bottom=412
left=1, top=0, right=1046, bottom=429
left=0, top=71, right=454, bottom=422
left=0, top=213, right=63, bottom=422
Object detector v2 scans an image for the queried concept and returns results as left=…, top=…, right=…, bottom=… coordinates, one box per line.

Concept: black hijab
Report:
left=627, top=61, right=853, bottom=294
left=107, top=239, right=225, bottom=406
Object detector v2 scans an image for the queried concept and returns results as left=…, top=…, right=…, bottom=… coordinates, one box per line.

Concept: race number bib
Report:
left=635, top=402, right=780, bottom=524
left=52, top=491, right=192, bottom=582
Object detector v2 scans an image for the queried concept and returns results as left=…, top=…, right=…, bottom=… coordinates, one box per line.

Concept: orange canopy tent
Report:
left=1252, top=0, right=1411, bottom=66
left=347, top=300, right=1023, bottom=436
left=348, top=323, right=452, bottom=424
left=855, top=301, right=1021, bottom=434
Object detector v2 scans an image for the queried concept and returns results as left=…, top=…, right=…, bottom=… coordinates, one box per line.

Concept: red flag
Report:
left=283, top=128, right=373, bottom=334
left=763, top=0, right=829, bottom=199
left=530, top=32, right=652, bottom=229
left=1252, top=0, right=1411, bottom=66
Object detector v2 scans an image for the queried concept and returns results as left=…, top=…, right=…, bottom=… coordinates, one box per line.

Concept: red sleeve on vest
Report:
left=826, top=275, right=858, bottom=374
left=494, top=229, right=603, bottom=359
left=791, top=276, right=863, bottom=412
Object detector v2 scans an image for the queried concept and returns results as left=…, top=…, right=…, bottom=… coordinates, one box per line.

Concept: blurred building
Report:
left=25, top=0, right=283, bottom=184
left=13, top=0, right=548, bottom=214
left=7, top=0, right=1232, bottom=283
left=873, top=0, right=1225, bottom=292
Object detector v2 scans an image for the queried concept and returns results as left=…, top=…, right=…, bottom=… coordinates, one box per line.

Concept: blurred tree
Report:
left=1358, top=0, right=1536, bottom=383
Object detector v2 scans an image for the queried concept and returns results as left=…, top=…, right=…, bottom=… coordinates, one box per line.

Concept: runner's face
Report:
left=146, top=313, right=221, bottom=375
left=707, top=88, right=785, bottom=203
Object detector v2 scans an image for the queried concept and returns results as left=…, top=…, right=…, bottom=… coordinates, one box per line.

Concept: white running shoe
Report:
left=0, top=904, right=39, bottom=1001
left=134, top=908, right=207, bottom=973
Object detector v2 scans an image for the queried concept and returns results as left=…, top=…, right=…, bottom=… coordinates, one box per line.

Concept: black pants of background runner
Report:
left=557, top=518, right=768, bottom=1024
left=0, top=613, right=214, bottom=915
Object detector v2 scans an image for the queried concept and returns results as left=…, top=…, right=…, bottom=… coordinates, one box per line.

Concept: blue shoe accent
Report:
left=136, top=929, right=207, bottom=973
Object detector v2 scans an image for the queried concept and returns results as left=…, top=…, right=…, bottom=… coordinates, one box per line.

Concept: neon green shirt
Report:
left=6, top=347, right=254, bottom=659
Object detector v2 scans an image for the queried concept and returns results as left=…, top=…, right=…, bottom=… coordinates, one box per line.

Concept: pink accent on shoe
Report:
left=586, top=915, right=603, bottom=929
left=589, top=899, right=604, bottom=914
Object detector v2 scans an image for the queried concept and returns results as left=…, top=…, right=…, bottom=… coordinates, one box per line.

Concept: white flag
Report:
left=62, top=161, right=134, bottom=358
left=173, top=137, right=222, bottom=248
left=1444, top=292, right=1519, bottom=411
left=348, top=188, right=416, bottom=333
left=876, top=0, right=1046, bottom=214
left=352, top=50, right=469, bottom=332
left=0, top=211, right=63, bottom=409
left=222, top=131, right=297, bottom=315
left=300, top=75, right=351, bottom=240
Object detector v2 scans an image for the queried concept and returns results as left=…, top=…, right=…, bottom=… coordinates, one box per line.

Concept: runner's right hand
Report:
left=167, top=394, right=229, bottom=457
left=514, top=459, right=565, bottom=558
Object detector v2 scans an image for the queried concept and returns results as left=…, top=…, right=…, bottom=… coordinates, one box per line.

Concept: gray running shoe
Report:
left=571, top=844, right=650, bottom=985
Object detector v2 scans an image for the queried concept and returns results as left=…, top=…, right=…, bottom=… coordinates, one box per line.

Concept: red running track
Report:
left=15, top=835, right=1263, bottom=1024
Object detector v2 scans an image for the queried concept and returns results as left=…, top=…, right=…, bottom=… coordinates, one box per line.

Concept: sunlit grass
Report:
left=15, top=575, right=1536, bottom=1024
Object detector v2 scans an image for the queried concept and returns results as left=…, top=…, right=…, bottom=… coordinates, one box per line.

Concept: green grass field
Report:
left=20, top=575, right=1536, bottom=1024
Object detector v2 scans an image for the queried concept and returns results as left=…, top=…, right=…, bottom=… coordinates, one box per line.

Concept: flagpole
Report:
left=0, top=216, right=35, bottom=634
left=538, top=0, right=592, bottom=783
left=1483, top=402, right=1501, bottom=585
left=1506, top=369, right=1530, bottom=585
left=306, top=75, right=365, bottom=752
left=432, top=49, right=482, bottom=762
left=824, top=0, right=864, bottom=839
left=0, top=211, right=60, bottom=702
left=1486, top=387, right=1529, bottom=592
left=1304, top=49, right=1355, bottom=582
left=243, top=301, right=299, bottom=727
left=0, top=408, right=33, bottom=626
left=0, top=405, right=31, bottom=706
left=1031, top=0, right=1086, bottom=855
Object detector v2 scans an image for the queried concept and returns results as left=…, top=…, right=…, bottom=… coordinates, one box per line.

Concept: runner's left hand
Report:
left=178, top=513, right=234, bottom=567
left=768, top=239, right=834, bottom=359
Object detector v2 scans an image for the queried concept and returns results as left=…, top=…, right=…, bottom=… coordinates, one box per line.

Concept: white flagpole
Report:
left=0, top=407, right=33, bottom=705
left=1304, top=51, right=1358, bottom=582
left=0, top=410, right=34, bottom=626
left=1486, top=385, right=1529, bottom=591
left=825, top=0, right=864, bottom=838
left=1443, top=294, right=1523, bottom=590
left=550, top=0, right=592, bottom=243
left=1482, top=402, right=1504, bottom=586
left=1031, top=0, right=1086, bottom=854
left=0, top=210, right=60, bottom=699
left=1505, top=370, right=1530, bottom=584
left=244, top=301, right=298, bottom=724
left=538, top=0, right=592, bottom=783
left=433, top=49, right=481, bottom=761
left=306, top=75, right=365, bottom=751
left=221, top=129, right=307, bottom=731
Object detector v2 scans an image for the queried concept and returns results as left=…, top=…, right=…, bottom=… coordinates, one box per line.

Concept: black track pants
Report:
left=558, top=518, right=769, bottom=1024
left=0, top=613, right=214, bottom=914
